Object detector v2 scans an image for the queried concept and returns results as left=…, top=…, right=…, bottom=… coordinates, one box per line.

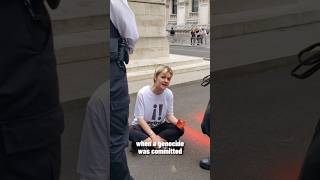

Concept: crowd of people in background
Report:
left=168, top=26, right=209, bottom=46
left=191, top=27, right=208, bottom=46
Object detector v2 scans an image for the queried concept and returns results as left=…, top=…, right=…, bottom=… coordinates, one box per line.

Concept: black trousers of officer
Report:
left=0, top=135, right=61, bottom=180
left=201, top=101, right=211, bottom=137
left=299, top=119, right=320, bottom=180
left=0, top=1, right=63, bottom=180
left=110, top=50, right=132, bottom=180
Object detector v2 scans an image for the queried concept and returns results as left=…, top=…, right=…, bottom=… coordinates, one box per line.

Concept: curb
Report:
left=170, top=44, right=210, bottom=48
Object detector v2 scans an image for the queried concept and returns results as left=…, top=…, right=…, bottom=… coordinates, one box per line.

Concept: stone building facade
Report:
left=165, top=0, right=210, bottom=31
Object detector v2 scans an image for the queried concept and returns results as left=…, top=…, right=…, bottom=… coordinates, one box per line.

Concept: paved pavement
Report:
left=214, top=56, right=320, bottom=180
left=59, top=80, right=210, bottom=180
left=170, top=45, right=210, bottom=60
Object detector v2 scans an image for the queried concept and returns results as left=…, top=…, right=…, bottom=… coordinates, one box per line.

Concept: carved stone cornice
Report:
left=178, top=0, right=186, bottom=6
left=199, top=0, right=209, bottom=4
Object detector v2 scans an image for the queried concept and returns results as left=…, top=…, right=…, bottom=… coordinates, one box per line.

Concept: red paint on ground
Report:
left=269, top=159, right=302, bottom=180
left=183, top=126, right=210, bottom=149
left=192, top=112, right=205, bottom=124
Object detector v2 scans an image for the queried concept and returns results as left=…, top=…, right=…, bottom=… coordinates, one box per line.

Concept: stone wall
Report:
left=211, top=0, right=320, bottom=71
left=213, top=0, right=298, bottom=14
left=129, top=0, right=169, bottom=59
left=212, top=0, right=320, bottom=39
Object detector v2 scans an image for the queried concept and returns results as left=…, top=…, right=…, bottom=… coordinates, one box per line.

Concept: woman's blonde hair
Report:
left=153, top=65, right=173, bottom=83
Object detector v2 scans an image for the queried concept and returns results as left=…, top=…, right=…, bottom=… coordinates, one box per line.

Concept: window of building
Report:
left=192, top=0, right=199, bottom=12
left=172, top=0, right=177, bottom=14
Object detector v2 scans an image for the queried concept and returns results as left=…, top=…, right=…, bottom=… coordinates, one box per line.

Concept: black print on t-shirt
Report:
left=151, top=104, right=163, bottom=121
left=152, top=104, right=157, bottom=120
left=149, top=121, right=163, bottom=128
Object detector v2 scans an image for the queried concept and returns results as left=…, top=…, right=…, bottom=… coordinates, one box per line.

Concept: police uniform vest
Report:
left=0, top=0, right=64, bottom=154
left=110, top=21, right=121, bottom=55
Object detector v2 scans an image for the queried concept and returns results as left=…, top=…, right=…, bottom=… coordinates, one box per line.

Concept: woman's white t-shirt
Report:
left=131, top=85, right=174, bottom=128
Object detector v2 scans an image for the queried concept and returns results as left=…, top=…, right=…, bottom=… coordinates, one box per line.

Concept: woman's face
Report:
left=154, top=70, right=172, bottom=91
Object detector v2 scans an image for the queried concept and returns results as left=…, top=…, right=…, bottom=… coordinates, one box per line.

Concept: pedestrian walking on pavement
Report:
left=202, top=28, right=208, bottom=45
left=197, top=28, right=204, bottom=45
left=129, top=65, right=185, bottom=151
left=0, top=1, right=64, bottom=180
left=170, top=27, right=175, bottom=36
left=191, top=29, right=196, bottom=45
left=170, top=27, right=176, bottom=43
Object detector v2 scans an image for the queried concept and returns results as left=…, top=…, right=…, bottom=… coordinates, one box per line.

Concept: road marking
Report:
left=170, top=46, right=210, bottom=49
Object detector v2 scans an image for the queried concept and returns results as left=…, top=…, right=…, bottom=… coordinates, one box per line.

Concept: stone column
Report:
left=177, top=0, right=186, bottom=26
left=199, top=0, right=209, bottom=25
left=128, top=0, right=169, bottom=59
left=165, top=0, right=170, bottom=28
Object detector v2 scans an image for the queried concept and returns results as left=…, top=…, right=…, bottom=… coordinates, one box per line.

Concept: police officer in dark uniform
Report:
left=291, top=43, right=320, bottom=180
left=110, top=21, right=132, bottom=180
left=199, top=75, right=211, bottom=170
left=200, top=101, right=211, bottom=170
left=110, top=0, right=139, bottom=179
left=0, top=1, right=64, bottom=180
left=299, top=120, right=320, bottom=180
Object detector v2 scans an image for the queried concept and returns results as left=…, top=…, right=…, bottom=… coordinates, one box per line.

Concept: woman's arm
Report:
left=138, top=118, right=164, bottom=145
left=167, top=115, right=185, bottom=130
left=138, top=118, right=156, bottom=138
left=166, top=115, right=178, bottom=125
left=166, top=90, right=178, bottom=125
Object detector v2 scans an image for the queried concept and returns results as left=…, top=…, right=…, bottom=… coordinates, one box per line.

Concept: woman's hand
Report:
left=176, top=119, right=186, bottom=130
left=150, top=134, right=165, bottom=149
left=166, top=115, right=178, bottom=125
left=167, top=115, right=186, bottom=129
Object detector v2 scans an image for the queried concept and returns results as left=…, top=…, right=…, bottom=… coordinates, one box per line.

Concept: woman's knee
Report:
left=177, top=127, right=184, bottom=136
left=129, top=125, right=149, bottom=142
left=168, top=124, right=184, bottom=137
